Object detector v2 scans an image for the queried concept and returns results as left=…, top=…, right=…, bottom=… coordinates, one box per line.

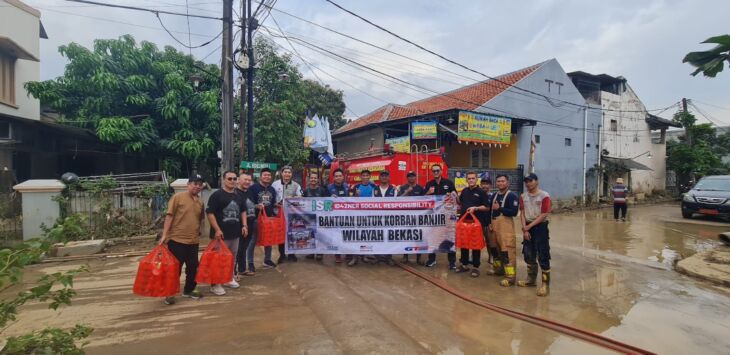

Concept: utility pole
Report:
left=682, top=98, right=691, bottom=147
left=246, top=0, right=257, bottom=161
left=238, top=0, right=246, bottom=163
left=221, top=0, right=234, bottom=172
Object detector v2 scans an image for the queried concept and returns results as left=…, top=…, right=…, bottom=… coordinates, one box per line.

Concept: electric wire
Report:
left=156, top=13, right=223, bottom=49
left=62, top=0, right=223, bottom=20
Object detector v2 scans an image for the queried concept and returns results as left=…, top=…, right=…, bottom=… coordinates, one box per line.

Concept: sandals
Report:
left=470, top=269, right=480, bottom=278
left=455, top=265, right=470, bottom=273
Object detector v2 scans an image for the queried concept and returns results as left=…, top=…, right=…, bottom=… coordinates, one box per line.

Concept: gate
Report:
left=0, top=191, right=22, bottom=243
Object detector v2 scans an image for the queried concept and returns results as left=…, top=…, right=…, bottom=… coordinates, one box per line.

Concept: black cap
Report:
left=480, top=177, right=492, bottom=184
left=523, top=173, right=538, bottom=182
left=188, top=173, right=204, bottom=183
left=379, top=170, right=390, bottom=176
left=406, top=171, right=416, bottom=177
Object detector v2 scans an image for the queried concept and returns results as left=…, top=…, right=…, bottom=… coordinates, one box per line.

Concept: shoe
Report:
left=306, top=254, right=315, bottom=259
left=315, top=254, right=323, bottom=261
left=416, top=256, right=425, bottom=266
left=517, top=264, right=538, bottom=287
left=164, top=296, right=176, bottom=305
left=183, top=290, right=203, bottom=299
left=455, top=264, right=470, bottom=273
left=347, top=257, right=358, bottom=266
left=211, top=284, right=226, bottom=296
left=470, top=268, right=480, bottom=278
left=402, top=255, right=410, bottom=263
left=335, top=255, right=343, bottom=263
left=500, top=266, right=516, bottom=287
left=537, top=270, right=550, bottom=297
left=386, top=258, right=396, bottom=266
left=449, top=263, right=457, bottom=271
left=486, top=260, right=505, bottom=276
left=425, top=260, right=437, bottom=268
left=277, top=256, right=286, bottom=264
left=224, top=279, right=240, bottom=289
left=248, top=264, right=256, bottom=273
left=262, top=260, right=277, bottom=269
left=288, top=254, right=298, bottom=262
left=243, top=271, right=255, bottom=276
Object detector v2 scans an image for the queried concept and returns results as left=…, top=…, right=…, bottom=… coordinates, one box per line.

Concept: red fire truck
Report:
left=328, top=147, right=448, bottom=187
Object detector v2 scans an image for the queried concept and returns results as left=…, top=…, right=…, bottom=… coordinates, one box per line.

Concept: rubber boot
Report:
left=487, top=260, right=505, bottom=276
left=517, top=264, right=538, bottom=287
left=537, top=270, right=550, bottom=296
left=500, top=266, right=515, bottom=287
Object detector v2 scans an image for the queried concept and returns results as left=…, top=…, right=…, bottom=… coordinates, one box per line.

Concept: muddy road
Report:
left=3, top=203, right=729, bottom=354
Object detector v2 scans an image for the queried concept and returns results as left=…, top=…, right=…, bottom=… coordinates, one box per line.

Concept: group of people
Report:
left=157, top=164, right=553, bottom=305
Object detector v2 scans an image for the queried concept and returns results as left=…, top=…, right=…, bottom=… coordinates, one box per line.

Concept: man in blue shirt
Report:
left=489, top=174, right=520, bottom=287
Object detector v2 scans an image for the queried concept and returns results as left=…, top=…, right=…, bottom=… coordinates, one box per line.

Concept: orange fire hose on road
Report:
left=396, top=262, right=656, bottom=355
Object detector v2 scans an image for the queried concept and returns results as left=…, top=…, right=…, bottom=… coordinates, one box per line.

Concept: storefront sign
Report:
left=385, top=136, right=411, bottom=153
left=284, top=196, right=457, bottom=254
left=240, top=161, right=279, bottom=170
left=457, top=111, right=512, bottom=144
left=411, top=121, right=438, bottom=140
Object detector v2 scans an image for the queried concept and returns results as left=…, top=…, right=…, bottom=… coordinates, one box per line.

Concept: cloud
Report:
left=27, top=0, right=730, bottom=123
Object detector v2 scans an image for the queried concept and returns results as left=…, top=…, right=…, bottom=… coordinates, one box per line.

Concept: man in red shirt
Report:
left=517, top=173, right=552, bottom=296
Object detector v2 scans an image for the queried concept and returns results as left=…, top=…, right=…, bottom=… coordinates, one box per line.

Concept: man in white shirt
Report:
left=271, top=165, right=302, bottom=262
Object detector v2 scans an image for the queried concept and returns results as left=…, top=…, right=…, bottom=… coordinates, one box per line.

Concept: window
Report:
left=535, top=135, right=541, bottom=144
left=470, top=148, right=490, bottom=168
left=565, top=138, right=572, bottom=146
left=610, top=119, right=617, bottom=131
left=0, top=53, right=16, bottom=106
left=0, top=121, right=9, bottom=139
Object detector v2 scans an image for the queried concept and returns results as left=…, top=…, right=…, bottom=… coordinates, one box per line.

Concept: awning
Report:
left=0, top=36, right=39, bottom=61
left=603, top=156, right=652, bottom=171
left=646, top=114, right=682, bottom=130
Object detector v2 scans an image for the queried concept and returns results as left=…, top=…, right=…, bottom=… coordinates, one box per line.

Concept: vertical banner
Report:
left=283, top=196, right=458, bottom=254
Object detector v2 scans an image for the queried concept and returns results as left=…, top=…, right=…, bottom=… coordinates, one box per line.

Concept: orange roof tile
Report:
left=335, top=62, right=544, bottom=135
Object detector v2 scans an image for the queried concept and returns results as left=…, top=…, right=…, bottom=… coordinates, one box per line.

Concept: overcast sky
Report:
left=17, top=0, right=730, bottom=126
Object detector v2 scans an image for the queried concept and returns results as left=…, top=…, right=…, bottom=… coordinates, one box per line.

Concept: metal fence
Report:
left=448, top=165, right=525, bottom=194
left=0, top=192, right=23, bottom=243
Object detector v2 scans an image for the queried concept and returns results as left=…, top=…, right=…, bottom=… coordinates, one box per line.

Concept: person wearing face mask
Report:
left=272, top=166, right=302, bottom=263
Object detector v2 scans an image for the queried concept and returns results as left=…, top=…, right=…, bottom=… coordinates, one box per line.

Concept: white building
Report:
left=568, top=71, right=680, bottom=197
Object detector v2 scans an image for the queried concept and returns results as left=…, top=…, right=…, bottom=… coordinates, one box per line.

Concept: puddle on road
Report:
left=550, top=203, right=728, bottom=263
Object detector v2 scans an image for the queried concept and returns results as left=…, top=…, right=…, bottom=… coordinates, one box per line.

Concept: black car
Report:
left=681, top=175, right=730, bottom=219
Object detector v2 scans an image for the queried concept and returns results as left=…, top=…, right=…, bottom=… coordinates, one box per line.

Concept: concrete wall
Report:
left=477, top=59, right=600, bottom=201
left=600, top=83, right=665, bottom=194
left=334, top=127, right=384, bottom=155
left=0, top=0, right=41, bottom=121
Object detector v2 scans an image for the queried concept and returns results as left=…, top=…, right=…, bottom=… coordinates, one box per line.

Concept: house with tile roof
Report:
left=333, top=58, right=603, bottom=202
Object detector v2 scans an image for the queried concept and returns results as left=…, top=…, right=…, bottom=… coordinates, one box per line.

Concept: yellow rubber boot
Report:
left=487, top=260, right=505, bottom=276
left=500, top=266, right=515, bottom=287
left=517, top=264, right=538, bottom=287
left=537, top=270, right=550, bottom=297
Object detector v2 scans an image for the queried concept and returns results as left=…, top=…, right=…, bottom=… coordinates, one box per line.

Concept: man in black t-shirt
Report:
left=303, top=172, right=328, bottom=261
left=456, top=171, right=490, bottom=277
left=424, top=164, right=457, bottom=269
left=206, top=170, right=248, bottom=296
left=248, top=168, right=278, bottom=268
left=236, top=171, right=258, bottom=276
left=399, top=171, right=425, bottom=264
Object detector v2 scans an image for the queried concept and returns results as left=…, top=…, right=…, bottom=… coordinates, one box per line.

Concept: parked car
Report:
left=681, top=175, right=730, bottom=219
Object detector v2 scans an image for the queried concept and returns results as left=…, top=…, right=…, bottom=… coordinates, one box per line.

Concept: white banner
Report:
left=283, top=196, right=458, bottom=255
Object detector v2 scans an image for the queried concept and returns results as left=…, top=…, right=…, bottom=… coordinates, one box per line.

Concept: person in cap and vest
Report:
left=488, top=174, right=520, bottom=286
left=612, top=178, right=629, bottom=221
left=517, top=173, right=552, bottom=296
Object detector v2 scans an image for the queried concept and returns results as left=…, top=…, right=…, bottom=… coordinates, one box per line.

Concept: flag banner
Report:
left=283, top=196, right=458, bottom=254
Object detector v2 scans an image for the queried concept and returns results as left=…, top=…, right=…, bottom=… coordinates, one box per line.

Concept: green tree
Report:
left=25, top=35, right=221, bottom=176
left=667, top=111, right=728, bottom=181
left=683, top=34, right=730, bottom=77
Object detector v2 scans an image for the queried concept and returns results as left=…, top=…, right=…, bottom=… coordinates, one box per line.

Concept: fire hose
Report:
left=396, top=262, right=656, bottom=355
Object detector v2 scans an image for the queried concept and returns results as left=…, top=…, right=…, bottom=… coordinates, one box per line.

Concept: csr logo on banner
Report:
left=312, top=200, right=334, bottom=212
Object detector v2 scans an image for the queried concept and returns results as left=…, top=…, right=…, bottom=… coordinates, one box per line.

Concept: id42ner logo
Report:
left=312, top=200, right=334, bottom=212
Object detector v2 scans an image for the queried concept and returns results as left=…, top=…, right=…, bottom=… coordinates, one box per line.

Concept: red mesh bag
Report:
left=133, top=244, right=180, bottom=297
left=455, top=211, right=485, bottom=250
left=257, top=207, right=285, bottom=246
left=195, top=239, right=234, bottom=285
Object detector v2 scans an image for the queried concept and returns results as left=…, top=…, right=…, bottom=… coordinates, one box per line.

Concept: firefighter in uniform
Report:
left=489, top=174, right=520, bottom=286
left=517, top=173, right=552, bottom=296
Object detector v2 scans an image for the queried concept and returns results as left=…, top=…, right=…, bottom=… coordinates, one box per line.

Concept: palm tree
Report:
left=683, top=35, right=730, bottom=77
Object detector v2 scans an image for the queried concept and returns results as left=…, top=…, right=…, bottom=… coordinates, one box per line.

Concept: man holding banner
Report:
left=347, top=170, right=377, bottom=266
left=424, top=164, right=457, bottom=269
left=327, top=168, right=348, bottom=263
left=373, top=171, right=397, bottom=266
